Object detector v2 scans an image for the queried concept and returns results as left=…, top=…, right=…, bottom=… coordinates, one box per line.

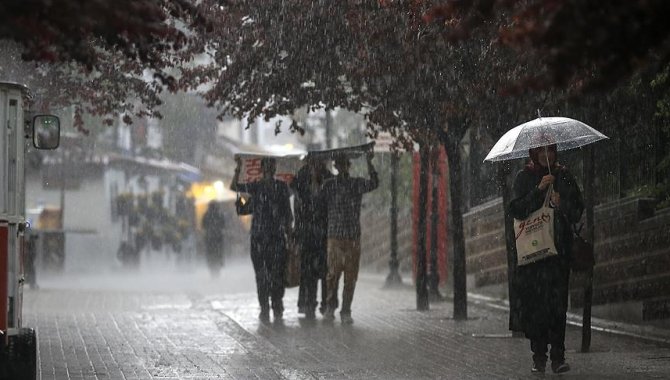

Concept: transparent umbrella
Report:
left=484, top=117, right=608, bottom=162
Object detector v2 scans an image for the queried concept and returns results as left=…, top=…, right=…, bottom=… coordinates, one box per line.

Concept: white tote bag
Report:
left=514, top=187, right=558, bottom=266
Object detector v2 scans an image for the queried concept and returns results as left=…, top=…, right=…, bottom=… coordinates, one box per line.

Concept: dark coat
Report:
left=203, top=203, right=225, bottom=257
left=236, top=178, right=292, bottom=241
left=509, top=163, right=584, bottom=337
left=291, top=165, right=332, bottom=242
left=291, top=165, right=333, bottom=277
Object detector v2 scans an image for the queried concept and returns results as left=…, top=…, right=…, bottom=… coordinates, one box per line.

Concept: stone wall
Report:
left=464, top=196, right=670, bottom=321
left=463, top=198, right=507, bottom=288
left=359, top=206, right=414, bottom=275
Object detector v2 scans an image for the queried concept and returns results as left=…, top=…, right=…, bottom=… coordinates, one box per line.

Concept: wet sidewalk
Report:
left=23, top=262, right=670, bottom=379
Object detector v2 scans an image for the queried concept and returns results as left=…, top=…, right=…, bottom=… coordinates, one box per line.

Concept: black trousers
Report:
left=517, top=255, right=570, bottom=364
left=297, top=233, right=337, bottom=312
left=529, top=317, right=567, bottom=364
left=522, top=261, right=570, bottom=364
left=251, top=234, right=286, bottom=313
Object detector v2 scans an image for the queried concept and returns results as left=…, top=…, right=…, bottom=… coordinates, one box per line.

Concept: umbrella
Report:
left=484, top=117, right=608, bottom=162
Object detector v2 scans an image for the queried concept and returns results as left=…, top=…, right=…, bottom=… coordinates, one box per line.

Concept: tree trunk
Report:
left=444, top=134, right=467, bottom=320
left=385, top=152, right=402, bottom=287
left=429, top=145, right=444, bottom=301
left=416, top=144, right=430, bottom=310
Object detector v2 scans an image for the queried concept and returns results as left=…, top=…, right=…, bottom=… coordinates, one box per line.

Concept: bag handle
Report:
left=542, top=183, right=554, bottom=207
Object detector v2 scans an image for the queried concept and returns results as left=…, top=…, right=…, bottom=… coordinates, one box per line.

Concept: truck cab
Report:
left=0, top=81, right=59, bottom=379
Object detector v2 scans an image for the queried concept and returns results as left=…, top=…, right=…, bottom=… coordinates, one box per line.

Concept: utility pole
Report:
left=581, top=145, right=595, bottom=352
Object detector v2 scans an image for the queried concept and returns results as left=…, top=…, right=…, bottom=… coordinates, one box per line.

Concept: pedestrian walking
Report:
left=231, top=157, right=293, bottom=323
left=291, top=156, right=334, bottom=319
left=202, top=201, right=226, bottom=277
left=321, top=151, right=378, bottom=324
left=509, top=144, right=584, bottom=374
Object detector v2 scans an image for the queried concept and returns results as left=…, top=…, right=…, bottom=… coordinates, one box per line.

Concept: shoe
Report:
left=531, top=361, right=546, bottom=373
left=551, top=361, right=570, bottom=374
left=323, top=309, right=335, bottom=321
left=305, top=309, right=316, bottom=320
left=259, top=310, right=270, bottom=323
left=340, top=314, right=354, bottom=325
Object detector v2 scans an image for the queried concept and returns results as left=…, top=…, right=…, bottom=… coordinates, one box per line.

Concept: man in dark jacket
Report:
left=291, top=156, right=334, bottom=319
left=509, top=144, right=583, bottom=374
left=202, top=201, right=226, bottom=276
left=231, top=157, right=293, bottom=323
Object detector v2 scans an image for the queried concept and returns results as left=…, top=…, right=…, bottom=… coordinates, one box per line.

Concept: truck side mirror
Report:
left=32, top=115, right=60, bottom=150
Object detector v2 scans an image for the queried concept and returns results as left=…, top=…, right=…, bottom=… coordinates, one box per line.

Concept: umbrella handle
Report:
left=543, top=183, right=554, bottom=207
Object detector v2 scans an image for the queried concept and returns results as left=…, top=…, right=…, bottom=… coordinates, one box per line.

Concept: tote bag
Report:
left=284, top=237, right=301, bottom=288
left=514, top=187, right=558, bottom=266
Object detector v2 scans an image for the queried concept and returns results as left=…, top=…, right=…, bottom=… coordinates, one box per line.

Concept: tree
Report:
left=0, top=0, right=215, bottom=130
left=424, top=0, right=670, bottom=94
left=181, top=0, right=540, bottom=318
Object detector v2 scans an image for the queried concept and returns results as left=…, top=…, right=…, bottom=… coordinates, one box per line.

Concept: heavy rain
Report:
left=1, top=1, right=670, bottom=379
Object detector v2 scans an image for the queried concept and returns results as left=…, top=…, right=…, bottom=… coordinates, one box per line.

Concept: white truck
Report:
left=0, top=81, right=60, bottom=379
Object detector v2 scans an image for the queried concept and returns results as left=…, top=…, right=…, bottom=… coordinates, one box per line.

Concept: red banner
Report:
left=412, top=147, right=449, bottom=285
left=234, top=154, right=303, bottom=185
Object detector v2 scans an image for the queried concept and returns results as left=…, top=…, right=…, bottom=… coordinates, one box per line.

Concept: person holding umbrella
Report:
left=485, top=116, right=607, bottom=372
left=509, top=143, right=584, bottom=374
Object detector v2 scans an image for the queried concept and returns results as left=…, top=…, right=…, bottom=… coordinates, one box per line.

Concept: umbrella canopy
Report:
left=484, top=117, right=608, bottom=162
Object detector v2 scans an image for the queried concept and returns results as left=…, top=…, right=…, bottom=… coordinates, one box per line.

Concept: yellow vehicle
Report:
left=0, top=81, right=60, bottom=379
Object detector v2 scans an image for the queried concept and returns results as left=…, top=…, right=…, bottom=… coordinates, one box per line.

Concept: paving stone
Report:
left=22, top=263, right=670, bottom=379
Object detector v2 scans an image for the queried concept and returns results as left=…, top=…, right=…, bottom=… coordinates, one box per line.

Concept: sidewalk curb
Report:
left=467, top=292, right=670, bottom=347
left=359, top=272, right=670, bottom=346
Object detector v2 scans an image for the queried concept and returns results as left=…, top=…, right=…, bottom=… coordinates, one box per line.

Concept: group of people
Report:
left=223, top=143, right=582, bottom=374
left=230, top=151, right=378, bottom=324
